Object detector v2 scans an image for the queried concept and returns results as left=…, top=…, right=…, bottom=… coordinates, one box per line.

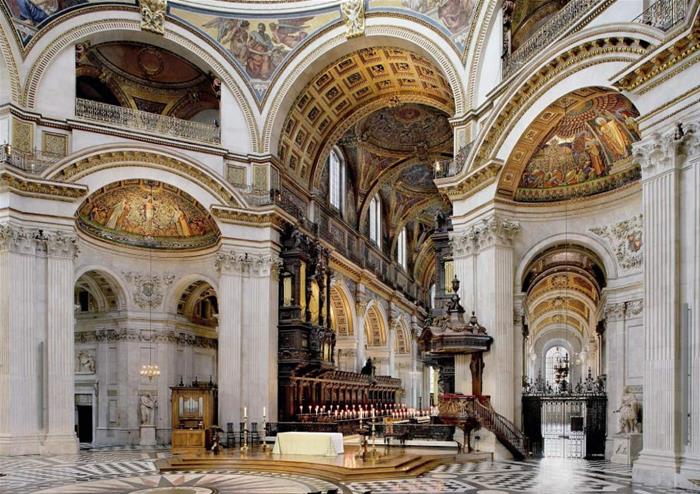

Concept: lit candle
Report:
left=300, top=405, right=303, bottom=415
left=243, top=406, right=247, bottom=419
left=263, top=406, right=266, bottom=417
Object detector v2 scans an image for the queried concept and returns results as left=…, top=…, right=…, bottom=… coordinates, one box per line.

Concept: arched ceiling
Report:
left=177, top=280, right=218, bottom=327
left=75, top=270, right=124, bottom=312
left=365, top=305, right=386, bottom=347
left=330, top=285, right=353, bottom=337
left=77, top=179, right=221, bottom=250
left=279, top=47, right=454, bottom=185
left=498, top=88, right=641, bottom=203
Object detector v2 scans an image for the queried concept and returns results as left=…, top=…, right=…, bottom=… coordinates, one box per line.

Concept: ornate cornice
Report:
left=216, top=249, right=281, bottom=277
left=0, top=224, right=78, bottom=258
left=615, top=20, right=700, bottom=93
left=211, top=206, right=289, bottom=231
left=75, top=328, right=217, bottom=349
left=0, top=169, right=87, bottom=201
left=439, top=160, right=501, bottom=201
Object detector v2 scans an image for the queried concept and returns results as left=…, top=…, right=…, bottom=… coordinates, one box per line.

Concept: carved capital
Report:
left=216, top=249, right=280, bottom=277
left=636, top=121, right=700, bottom=179
left=45, top=230, right=79, bottom=259
left=449, top=229, right=478, bottom=258
left=604, top=302, right=626, bottom=322
left=626, top=298, right=643, bottom=317
left=471, top=215, right=520, bottom=251
left=0, top=224, right=35, bottom=255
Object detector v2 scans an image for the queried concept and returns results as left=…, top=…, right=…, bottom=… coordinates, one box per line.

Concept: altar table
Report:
left=272, top=432, right=344, bottom=456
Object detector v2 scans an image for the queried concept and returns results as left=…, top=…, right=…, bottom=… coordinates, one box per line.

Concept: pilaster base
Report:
left=0, top=433, right=44, bottom=455
left=610, top=433, right=642, bottom=464
left=139, top=425, right=156, bottom=446
left=633, top=450, right=681, bottom=487
left=41, top=433, right=79, bottom=455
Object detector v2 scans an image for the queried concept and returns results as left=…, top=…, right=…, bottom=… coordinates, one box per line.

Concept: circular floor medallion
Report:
left=132, top=488, right=213, bottom=494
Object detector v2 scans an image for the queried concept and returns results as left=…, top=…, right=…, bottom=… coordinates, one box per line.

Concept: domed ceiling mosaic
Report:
left=499, top=89, right=641, bottom=203
left=77, top=180, right=220, bottom=250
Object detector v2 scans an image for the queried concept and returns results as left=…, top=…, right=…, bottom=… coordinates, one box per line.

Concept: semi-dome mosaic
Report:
left=500, top=89, right=641, bottom=203
left=77, top=180, right=220, bottom=250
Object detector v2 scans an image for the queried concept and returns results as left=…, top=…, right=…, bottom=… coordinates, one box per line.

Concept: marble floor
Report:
left=0, top=447, right=695, bottom=494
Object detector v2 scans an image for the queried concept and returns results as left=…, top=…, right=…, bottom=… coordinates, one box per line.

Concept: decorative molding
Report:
left=341, top=0, right=365, bottom=38
left=0, top=170, right=87, bottom=201
left=139, top=0, right=166, bottom=35
left=440, top=160, right=501, bottom=201
left=605, top=298, right=643, bottom=321
left=45, top=229, right=79, bottom=259
left=590, top=215, right=643, bottom=272
left=450, top=229, right=478, bottom=258
left=472, top=215, right=521, bottom=250
left=634, top=121, right=700, bottom=178
left=215, top=249, right=280, bottom=277
left=211, top=206, right=289, bottom=231
left=122, top=271, right=175, bottom=309
left=75, top=328, right=217, bottom=349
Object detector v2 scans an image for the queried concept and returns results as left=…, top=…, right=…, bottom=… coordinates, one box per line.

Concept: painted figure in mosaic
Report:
left=595, top=116, right=632, bottom=160
left=246, top=23, right=274, bottom=79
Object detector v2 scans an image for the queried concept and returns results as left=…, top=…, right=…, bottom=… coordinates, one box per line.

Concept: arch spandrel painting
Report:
left=77, top=180, right=220, bottom=250
left=513, top=92, right=641, bottom=202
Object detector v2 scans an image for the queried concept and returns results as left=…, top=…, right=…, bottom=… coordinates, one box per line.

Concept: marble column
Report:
left=605, top=301, right=627, bottom=458
left=355, top=289, right=368, bottom=370
left=43, top=230, right=79, bottom=454
left=215, top=249, right=244, bottom=427
left=632, top=125, right=691, bottom=485
left=387, top=314, right=397, bottom=377
left=474, top=214, right=520, bottom=421
left=0, top=224, right=43, bottom=455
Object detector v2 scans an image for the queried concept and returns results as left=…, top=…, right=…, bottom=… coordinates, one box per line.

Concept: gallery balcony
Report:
left=632, top=0, right=689, bottom=31
left=0, top=144, right=62, bottom=174
left=75, top=98, right=221, bottom=146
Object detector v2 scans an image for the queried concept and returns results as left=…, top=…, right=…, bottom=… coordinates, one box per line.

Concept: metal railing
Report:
left=75, top=98, right=221, bottom=145
left=434, top=140, right=475, bottom=179
left=503, top=0, right=603, bottom=77
left=633, top=0, right=689, bottom=31
left=0, top=144, right=63, bottom=174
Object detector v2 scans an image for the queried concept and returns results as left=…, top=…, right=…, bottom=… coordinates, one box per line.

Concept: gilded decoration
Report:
left=140, top=0, right=166, bottom=35
left=590, top=215, right=643, bottom=272
left=280, top=47, right=453, bottom=183
left=341, top=0, right=365, bottom=38
left=502, top=90, right=641, bottom=202
left=41, top=131, right=68, bottom=157
left=11, top=118, right=33, bottom=153
left=77, top=179, right=220, bottom=250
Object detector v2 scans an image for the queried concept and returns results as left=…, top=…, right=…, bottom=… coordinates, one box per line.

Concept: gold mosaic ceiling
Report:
left=279, top=47, right=454, bottom=185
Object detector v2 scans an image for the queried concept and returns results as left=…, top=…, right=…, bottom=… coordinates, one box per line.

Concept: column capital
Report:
left=636, top=120, right=700, bottom=179
left=604, top=298, right=643, bottom=321
left=216, top=249, right=281, bottom=277
left=0, top=224, right=78, bottom=258
left=472, top=214, right=520, bottom=250
left=45, top=230, right=79, bottom=259
left=449, top=229, right=478, bottom=257
left=0, top=223, right=36, bottom=254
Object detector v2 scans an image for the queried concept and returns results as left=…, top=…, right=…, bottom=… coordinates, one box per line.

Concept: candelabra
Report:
left=261, top=413, right=269, bottom=452
left=240, top=419, right=249, bottom=454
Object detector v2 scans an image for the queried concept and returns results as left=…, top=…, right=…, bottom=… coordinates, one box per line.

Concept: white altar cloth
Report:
left=272, top=432, right=344, bottom=456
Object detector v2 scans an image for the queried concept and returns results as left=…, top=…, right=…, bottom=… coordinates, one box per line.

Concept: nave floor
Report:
left=0, top=447, right=695, bottom=494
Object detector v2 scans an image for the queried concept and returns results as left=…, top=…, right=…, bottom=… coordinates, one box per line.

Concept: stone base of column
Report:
left=0, top=433, right=44, bottom=455
left=139, top=425, right=156, bottom=446
left=633, top=450, right=682, bottom=487
left=610, top=433, right=642, bottom=464
left=41, top=433, right=79, bottom=455
left=678, top=456, right=700, bottom=490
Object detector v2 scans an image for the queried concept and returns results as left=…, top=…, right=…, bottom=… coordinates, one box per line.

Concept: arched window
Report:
left=397, top=227, right=408, bottom=270
left=369, top=194, right=381, bottom=248
left=328, top=148, right=344, bottom=212
left=545, top=346, right=569, bottom=385
left=430, top=283, right=436, bottom=309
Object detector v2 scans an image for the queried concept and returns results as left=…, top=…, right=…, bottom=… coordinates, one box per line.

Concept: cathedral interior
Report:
left=0, top=0, right=699, bottom=492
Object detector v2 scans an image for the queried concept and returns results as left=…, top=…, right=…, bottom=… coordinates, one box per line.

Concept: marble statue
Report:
left=76, top=350, right=95, bottom=374
left=614, top=389, right=639, bottom=434
left=140, top=393, right=155, bottom=425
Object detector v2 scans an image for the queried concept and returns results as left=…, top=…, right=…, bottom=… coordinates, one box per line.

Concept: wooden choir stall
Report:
left=170, top=382, right=217, bottom=451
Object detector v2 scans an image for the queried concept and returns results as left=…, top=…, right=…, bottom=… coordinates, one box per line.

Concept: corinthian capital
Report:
left=216, top=249, right=280, bottom=277
left=604, top=302, right=626, bottom=322
left=636, top=120, right=700, bottom=179
left=45, top=230, right=79, bottom=259
left=0, top=224, right=35, bottom=254
left=450, top=229, right=478, bottom=257
left=471, top=215, right=520, bottom=250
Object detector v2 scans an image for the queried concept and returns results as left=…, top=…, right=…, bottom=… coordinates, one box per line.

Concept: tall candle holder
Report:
left=261, top=413, right=269, bottom=452
left=240, top=413, right=249, bottom=455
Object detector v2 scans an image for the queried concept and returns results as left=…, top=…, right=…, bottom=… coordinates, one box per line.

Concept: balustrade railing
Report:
left=434, top=140, right=475, bottom=179
left=0, top=144, right=62, bottom=174
left=503, top=0, right=603, bottom=77
left=633, top=0, right=688, bottom=31
left=75, top=98, right=221, bottom=145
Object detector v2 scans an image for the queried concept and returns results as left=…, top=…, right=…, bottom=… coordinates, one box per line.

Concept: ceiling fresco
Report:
left=77, top=179, right=220, bottom=250
left=499, top=89, right=641, bottom=203
left=169, top=5, right=339, bottom=99
left=357, top=103, right=452, bottom=154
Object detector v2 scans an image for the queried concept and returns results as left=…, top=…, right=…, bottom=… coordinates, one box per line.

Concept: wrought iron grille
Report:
left=75, top=98, right=221, bottom=145
left=0, top=145, right=62, bottom=174
left=633, top=0, right=689, bottom=31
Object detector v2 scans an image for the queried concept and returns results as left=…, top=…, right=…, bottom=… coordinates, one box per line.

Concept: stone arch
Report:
left=364, top=300, right=387, bottom=347
left=0, top=10, right=21, bottom=104
left=45, top=144, right=246, bottom=213
left=262, top=16, right=466, bottom=160
left=74, top=265, right=129, bottom=312
left=330, top=281, right=355, bottom=337
left=166, top=273, right=220, bottom=317
left=19, top=11, right=259, bottom=149
left=395, top=319, right=411, bottom=355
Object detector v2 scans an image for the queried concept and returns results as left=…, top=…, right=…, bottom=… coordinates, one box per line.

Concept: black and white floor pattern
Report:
left=0, top=449, right=694, bottom=494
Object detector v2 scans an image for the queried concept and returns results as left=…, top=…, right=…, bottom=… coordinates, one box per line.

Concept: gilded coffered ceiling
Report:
left=499, top=88, right=641, bottom=203
left=279, top=47, right=454, bottom=185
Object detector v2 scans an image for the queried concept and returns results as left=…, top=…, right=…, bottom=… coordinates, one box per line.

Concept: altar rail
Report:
left=75, top=98, right=221, bottom=145
left=267, top=420, right=456, bottom=442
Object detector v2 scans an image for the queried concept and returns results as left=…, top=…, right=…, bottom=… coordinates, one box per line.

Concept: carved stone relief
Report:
left=123, top=272, right=175, bottom=309
left=590, top=215, right=642, bottom=272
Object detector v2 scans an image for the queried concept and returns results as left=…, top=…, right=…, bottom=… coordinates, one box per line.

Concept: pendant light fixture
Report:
left=140, top=181, right=161, bottom=381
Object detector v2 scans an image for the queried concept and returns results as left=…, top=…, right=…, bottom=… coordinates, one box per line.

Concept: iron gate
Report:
left=522, top=374, right=607, bottom=458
